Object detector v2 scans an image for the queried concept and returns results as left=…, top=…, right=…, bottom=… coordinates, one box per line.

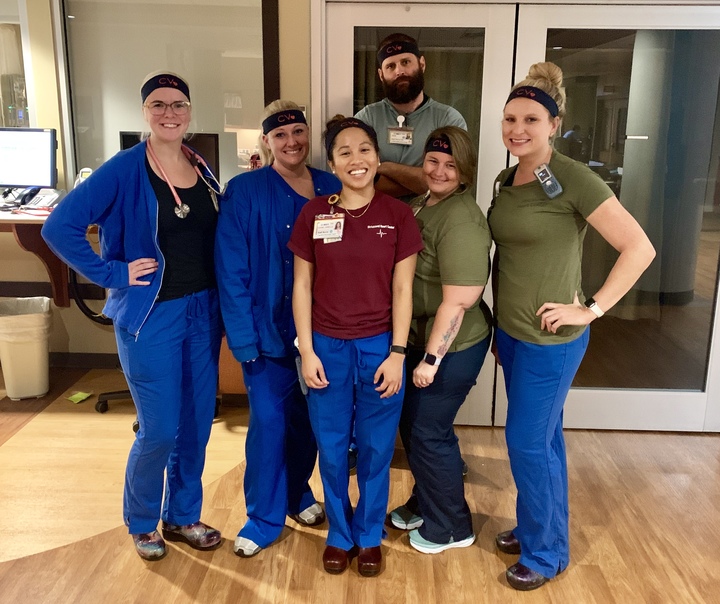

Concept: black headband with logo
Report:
left=377, top=40, right=421, bottom=66
left=505, top=86, right=558, bottom=118
left=262, top=109, right=307, bottom=135
left=424, top=134, right=453, bottom=156
left=324, top=118, right=378, bottom=158
left=141, top=73, right=190, bottom=102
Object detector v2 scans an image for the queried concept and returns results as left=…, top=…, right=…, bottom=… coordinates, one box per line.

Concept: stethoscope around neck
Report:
left=180, top=144, right=225, bottom=197
left=146, top=138, right=224, bottom=215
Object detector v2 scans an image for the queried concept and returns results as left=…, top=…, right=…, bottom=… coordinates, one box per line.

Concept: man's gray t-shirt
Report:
left=355, top=97, right=466, bottom=167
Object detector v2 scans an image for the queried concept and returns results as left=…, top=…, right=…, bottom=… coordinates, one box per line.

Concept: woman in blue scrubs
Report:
left=215, top=100, right=340, bottom=557
left=43, top=71, right=223, bottom=560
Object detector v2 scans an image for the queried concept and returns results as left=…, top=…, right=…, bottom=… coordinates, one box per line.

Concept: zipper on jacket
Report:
left=134, top=191, right=165, bottom=340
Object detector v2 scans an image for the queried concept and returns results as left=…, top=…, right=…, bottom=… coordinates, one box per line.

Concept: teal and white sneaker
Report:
left=389, top=505, right=423, bottom=530
left=408, top=529, right=475, bottom=554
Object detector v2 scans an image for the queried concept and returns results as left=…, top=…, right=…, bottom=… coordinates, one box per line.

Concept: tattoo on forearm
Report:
left=437, top=313, right=462, bottom=357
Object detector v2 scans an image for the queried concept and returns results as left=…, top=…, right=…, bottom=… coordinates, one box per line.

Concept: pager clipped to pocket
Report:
left=533, top=163, right=563, bottom=199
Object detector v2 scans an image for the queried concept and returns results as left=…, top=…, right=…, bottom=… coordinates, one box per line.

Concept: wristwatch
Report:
left=422, top=352, right=442, bottom=367
left=390, top=345, right=407, bottom=355
left=584, top=297, right=605, bottom=318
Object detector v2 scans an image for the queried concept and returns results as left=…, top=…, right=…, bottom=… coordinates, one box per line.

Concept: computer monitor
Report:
left=119, top=131, right=220, bottom=176
left=0, top=127, right=58, bottom=188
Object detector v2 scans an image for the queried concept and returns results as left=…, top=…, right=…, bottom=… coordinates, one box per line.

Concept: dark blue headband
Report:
left=377, top=40, right=421, bottom=66
left=424, top=134, right=453, bottom=156
left=324, top=118, right=378, bottom=158
left=262, top=109, right=307, bottom=135
left=141, top=73, right=190, bottom=102
left=505, top=86, right=558, bottom=118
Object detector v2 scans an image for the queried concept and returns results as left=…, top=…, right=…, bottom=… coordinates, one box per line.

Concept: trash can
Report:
left=0, top=297, right=52, bottom=400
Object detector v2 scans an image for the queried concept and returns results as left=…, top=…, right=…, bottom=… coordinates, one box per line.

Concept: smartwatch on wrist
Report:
left=584, top=297, right=604, bottom=318
left=390, top=345, right=407, bottom=355
left=422, top=352, right=442, bottom=367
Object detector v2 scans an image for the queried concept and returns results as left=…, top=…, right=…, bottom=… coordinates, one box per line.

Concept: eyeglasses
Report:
left=144, top=100, right=191, bottom=116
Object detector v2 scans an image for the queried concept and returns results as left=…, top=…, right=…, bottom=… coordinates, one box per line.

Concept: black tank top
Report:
left=146, top=157, right=217, bottom=301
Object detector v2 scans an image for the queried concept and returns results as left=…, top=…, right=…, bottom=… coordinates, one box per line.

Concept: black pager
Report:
left=533, top=163, right=563, bottom=199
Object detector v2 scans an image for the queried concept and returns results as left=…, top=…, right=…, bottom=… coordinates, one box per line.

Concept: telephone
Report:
left=74, top=167, right=93, bottom=188
left=18, top=187, right=65, bottom=208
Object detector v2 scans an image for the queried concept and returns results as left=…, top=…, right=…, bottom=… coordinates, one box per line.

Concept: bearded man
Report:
left=354, top=33, right=467, bottom=200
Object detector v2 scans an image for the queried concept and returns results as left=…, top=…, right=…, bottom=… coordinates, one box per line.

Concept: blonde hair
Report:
left=258, top=99, right=306, bottom=166
left=511, top=62, right=566, bottom=133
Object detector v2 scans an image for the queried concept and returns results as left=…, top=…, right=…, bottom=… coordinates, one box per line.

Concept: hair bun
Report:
left=527, top=62, right=563, bottom=90
left=326, top=114, right=347, bottom=130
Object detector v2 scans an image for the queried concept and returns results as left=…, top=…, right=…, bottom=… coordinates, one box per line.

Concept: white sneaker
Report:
left=408, top=529, right=475, bottom=555
left=289, top=503, right=325, bottom=526
left=234, top=536, right=262, bottom=557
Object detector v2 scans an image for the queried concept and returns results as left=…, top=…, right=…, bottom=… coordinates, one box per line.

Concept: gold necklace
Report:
left=329, top=193, right=373, bottom=219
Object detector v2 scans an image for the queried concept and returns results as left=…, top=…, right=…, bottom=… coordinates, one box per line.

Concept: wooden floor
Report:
left=1, top=368, right=720, bottom=603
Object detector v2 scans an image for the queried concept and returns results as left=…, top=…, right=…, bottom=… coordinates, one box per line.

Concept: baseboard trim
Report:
left=50, top=353, right=120, bottom=369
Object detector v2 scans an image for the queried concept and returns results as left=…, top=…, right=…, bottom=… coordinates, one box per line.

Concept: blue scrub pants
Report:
left=238, top=354, right=319, bottom=547
left=115, top=288, right=222, bottom=534
left=307, top=331, right=404, bottom=550
left=399, top=337, right=490, bottom=543
left=496, top=327, right=589, bottom=578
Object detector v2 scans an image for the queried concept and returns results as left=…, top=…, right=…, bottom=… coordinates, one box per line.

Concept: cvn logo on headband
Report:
left=158, top=77, right=179, bottom=88
left=515, top=89, right=536, bottom=98
left=387, top=44, right=403, bottom=53
left=278, top=113, right=297, bottom=123
left=432, top=140, right=449, bottom=150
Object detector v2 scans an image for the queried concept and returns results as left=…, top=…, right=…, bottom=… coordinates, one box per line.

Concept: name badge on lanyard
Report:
left=313, top=213, right=344, bottom=244
left=388, top=115, right=413, bottom=146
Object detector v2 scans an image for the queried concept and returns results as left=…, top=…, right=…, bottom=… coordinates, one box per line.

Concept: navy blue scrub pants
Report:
left=399, top=336, right=490, bottom=543
left=238, top=354, right=319, bottom=547
left=115, top=288, right=222, bottom=535
left=307, top=331, right=404, bottom=550
left=496, top=327, right=589, bottom=578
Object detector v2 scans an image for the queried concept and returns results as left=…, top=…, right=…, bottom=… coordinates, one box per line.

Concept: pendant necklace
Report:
left=147, top=138, right=191, bottom=218
left=328, top=193, right=373, bottom=218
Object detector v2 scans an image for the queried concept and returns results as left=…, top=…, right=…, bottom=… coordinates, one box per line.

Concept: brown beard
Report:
left=382, top=68, right=425, bottom=105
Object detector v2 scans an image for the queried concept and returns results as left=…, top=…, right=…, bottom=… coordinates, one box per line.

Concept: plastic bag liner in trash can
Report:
left=0, top=297, right=52, bottom=400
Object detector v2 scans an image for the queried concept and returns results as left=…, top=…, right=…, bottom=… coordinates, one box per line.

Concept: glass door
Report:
left=319, top=2, right=516, bottom=425
left=501, top=4, right=720, bottom=431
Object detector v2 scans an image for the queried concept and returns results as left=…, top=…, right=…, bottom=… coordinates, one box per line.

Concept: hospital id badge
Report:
left=388, top=127, right=413, bottom=146
left=313, top=213, right=344, bottom=243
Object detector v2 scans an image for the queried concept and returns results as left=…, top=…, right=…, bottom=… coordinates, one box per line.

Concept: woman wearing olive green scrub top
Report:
left=488, top=62, right=655, bottom=592
left=390, top=126, right=492, bottom=555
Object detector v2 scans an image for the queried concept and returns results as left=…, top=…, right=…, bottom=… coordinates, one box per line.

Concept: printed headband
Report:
left=377, top=40, right=421, bottom=66
left=141, top=72, right=190, bottom=102
left=424, top=134, right=453, bottom=156
left=324, top=118, right=378, bottom=158
left=505, top=86, right=558, bottom=118
left=262, top=109, right=307, bottom=135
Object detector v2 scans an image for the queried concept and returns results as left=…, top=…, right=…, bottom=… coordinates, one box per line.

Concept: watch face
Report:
left=423, top=353, right=438, bottom=366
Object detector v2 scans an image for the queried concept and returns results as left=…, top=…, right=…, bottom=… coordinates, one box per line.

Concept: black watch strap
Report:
left=390, top=345, right=407, bottom=355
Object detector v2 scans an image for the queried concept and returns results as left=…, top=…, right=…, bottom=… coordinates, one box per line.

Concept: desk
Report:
left=0, top=212, right=70, bottom=307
